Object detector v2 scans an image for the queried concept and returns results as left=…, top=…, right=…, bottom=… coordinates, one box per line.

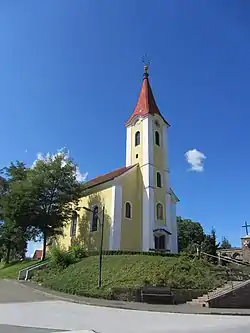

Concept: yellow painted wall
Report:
left=130, top=120, right=143, bottom=166
left=153, top=115, right=168, bottom=172
left=58, top=185, right=114, bottom=251
left=120, top=166, right=142, bottom=250
left=153, top=115, right=168, bottom=227
left=154, top=188, right=167, bottom=227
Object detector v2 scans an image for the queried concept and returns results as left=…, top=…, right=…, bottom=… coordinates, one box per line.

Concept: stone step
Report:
left=187, top=280, right=248, bottom=306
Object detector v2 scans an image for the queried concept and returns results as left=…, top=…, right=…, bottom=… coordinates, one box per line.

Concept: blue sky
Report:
left=1, top=1, right=250, bottom=254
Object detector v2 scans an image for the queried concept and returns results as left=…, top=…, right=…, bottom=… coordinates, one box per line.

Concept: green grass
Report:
left=0, top=260, right=38, bottom=279
left=33, top=254, right=227, bottom=299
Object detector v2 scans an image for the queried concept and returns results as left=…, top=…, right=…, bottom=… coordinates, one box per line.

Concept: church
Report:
left=58, top=65, right=179, bottom=253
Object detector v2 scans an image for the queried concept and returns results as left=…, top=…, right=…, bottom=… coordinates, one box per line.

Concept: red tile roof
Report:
left=126, top=70, right=169, bottom=126
left=82, top=165, right=136, bottom=190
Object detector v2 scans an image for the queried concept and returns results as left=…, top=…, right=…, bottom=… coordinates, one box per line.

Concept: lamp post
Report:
left=82, top=205, right=105, bottom=288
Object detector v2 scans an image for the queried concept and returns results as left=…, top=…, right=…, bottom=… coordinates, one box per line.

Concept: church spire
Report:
left=125, top=65, right=169, bottom=126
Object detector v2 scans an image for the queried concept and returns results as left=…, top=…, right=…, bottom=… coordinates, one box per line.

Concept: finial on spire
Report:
left=141, top=54, right=151, bottom=78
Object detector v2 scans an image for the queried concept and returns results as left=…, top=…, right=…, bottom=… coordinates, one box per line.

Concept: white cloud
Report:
left=75, top=167, right=88, bottom=182
left=185, top=149, right=206, bottom=172
left=32, top=148, right=88, bottom=183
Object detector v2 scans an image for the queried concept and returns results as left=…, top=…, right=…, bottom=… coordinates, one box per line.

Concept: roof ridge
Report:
left=82, top=164, right=137, bottom=190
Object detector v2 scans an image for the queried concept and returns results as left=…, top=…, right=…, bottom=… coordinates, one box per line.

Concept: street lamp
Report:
left=81, top=205, right=105, bottom=288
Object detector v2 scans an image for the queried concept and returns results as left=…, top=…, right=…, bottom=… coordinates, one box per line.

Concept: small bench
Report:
left=141, top=286, right=174, bottom=305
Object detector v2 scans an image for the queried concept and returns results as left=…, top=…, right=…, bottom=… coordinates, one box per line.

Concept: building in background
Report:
left=56, top=66, right=179, bottom=253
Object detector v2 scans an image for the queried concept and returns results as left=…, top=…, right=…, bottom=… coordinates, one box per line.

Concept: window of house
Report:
left=125, top=202, right=132, bottom=219
left=156, top=203, right=163, bottom=220
left=70, top=211, right=78, bottom=237
left=135, top=131, right=140, bottom=146
left=156, top=172, right=162, bottom=188
left=155, top=131, right=160, bottom=146
left=91, top=206, right=99, bottom=232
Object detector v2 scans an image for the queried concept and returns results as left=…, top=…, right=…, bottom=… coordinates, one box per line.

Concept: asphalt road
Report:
left=0, top=279, right=55, bottom=303
left=0, top=325, right=66, bottom=333
left=0, top=280, right=250, bottom=333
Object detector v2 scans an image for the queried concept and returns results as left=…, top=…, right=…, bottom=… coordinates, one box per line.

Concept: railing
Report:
left=200, top=251, right=250, bottom=300
left=206, top=280, right=250, bottom=301
left=18, top=260, right=49, bottom=281
left=201, top=251, right=249, bottom=266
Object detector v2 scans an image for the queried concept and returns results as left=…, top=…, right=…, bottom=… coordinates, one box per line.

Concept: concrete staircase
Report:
left=187, top=280, right=245, bottom=307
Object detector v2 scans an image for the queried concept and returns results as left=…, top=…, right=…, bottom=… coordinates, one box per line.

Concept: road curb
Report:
left=15, top=280, right=250, bottom=317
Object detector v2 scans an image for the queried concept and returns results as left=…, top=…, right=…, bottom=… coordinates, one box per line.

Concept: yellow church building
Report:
left=58, top=66, right=179, bottom=253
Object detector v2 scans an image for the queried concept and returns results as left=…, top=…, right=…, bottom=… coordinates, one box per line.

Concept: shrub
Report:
left=70, top=245, right=88, bottom=261
left=50, top=247, right=76, bottom=269
left=33, top=254, right=225, bottom=299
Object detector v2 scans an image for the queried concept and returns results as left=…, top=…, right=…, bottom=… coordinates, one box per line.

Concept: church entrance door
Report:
left=154, top=234, right=165, bottom=250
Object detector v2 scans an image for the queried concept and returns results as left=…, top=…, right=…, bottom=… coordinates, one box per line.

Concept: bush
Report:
left=83, top=250, right=180, bottom=257
left=50, top=247, right=76, bottom=269
left=69, top=245, right=88, bottom=261
left=33, top=254, right=225, bottom=298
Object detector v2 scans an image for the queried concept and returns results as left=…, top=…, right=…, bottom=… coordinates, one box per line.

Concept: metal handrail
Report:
left=199, top=251, right=250, bottom=301
left=200, top=251, right=250, bottom=267
left=206, top=279, right=250, bottom=301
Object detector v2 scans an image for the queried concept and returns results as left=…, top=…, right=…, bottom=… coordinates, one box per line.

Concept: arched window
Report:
left=156, top=172, right=162, bottom=188
left=135, top=131, right=140, bottom=146
left=155, top=131, right=160, bottom=146
left=91, top=206, right=98, bottom=232
left=70, top=211, right=78, bottom=237
left=156, top=203, right=163, bottom=220
left=125, top=202, right=132, bottom=219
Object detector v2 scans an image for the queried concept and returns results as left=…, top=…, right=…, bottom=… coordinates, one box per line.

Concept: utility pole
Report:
left=82, top=205, right=105, bottom=288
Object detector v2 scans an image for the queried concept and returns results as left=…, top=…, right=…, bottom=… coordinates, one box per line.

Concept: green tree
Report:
left=201, top=228, right=220, bottom=263
left=0, top=220, right=29, bottom=263
left=25, top=152, right=82, bottom=260
left=177, top=217, right=205, bottom=253
left=220, top=236, right=232, bottom=249
left=0, top=162, right=31, bottom=261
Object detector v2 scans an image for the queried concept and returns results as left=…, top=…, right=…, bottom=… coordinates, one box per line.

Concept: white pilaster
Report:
left=162, top=125, right=170, bottom=190
left=126, top=126, right=132, bottom=166
left=166, top=192, right=172, bottom=250
left=142, top=116, right=154, bottom=165
left=143, top=187, right=154, bottom=250
left=109, top=185, right=122, bottom=250
left=170, top=200, right=178, bottom=253
left=141, top=116, right=155, bottom=251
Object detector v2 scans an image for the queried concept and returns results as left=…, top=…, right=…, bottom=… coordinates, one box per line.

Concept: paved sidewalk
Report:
left=0, top=299, right=250, bottom=333
left=0, top=279, right=55, bottom=303
left=19, top=280, right=250, bottom=316
left=0, top=324, right=66, bottom=333
left=1, top=280, right=250, bottom=332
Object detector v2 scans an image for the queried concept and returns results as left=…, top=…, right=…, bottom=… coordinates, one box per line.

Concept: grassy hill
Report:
left=0, top=260, right=37, bottom=279
left=32, top=254, right=227, bottom=299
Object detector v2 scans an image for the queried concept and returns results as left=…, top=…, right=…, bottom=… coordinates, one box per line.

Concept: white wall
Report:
left=170, top=200, right=178, bottom=253
left=109, top=185, right=122, bottom=250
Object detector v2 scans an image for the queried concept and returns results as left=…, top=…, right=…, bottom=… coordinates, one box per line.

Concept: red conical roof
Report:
left=126, top=67, right=169, bottom=126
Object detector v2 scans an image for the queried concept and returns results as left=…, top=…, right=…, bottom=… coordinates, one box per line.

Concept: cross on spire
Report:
left=242, top=221, right=250, bottom=236
left=141, top=54, right=151, bottom=78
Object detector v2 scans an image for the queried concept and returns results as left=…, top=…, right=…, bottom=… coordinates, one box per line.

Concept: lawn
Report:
left=0, top=260, right=38, bottom=279
left=32, top=254, right=227, bottom=299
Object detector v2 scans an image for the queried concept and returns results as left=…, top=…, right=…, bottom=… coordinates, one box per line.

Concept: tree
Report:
left=0, top=162, right=31, bottom=261
left=201, top=228, right=220, bottom=263
left=24, top=151, right=82, bottom=260
left=177, top=217, right=205, bottom=253
left=220, top=237, right=232, bottom=249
